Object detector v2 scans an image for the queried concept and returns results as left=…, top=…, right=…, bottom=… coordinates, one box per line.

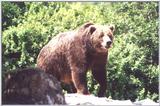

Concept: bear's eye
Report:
left=109, top=36, right=113, bottom=41
left=99, top=34, right=104, bottom=38
left=108, top=34, right=113, bottom=40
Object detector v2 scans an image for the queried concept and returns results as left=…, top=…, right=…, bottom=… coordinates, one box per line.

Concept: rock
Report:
left=65, top=93, right=159, bottom=105
left=2, top=68, right=66, bottom=105
left=65, top=93, right=133, bottom=105
left=134, top=98, right=159, bottom=106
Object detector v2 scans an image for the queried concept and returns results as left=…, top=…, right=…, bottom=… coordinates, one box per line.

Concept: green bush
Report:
left=2, top=2, right=159, bottom=102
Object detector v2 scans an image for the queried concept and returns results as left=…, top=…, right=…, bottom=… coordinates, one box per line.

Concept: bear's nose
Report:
left=106, top=41, right=112, bottom=47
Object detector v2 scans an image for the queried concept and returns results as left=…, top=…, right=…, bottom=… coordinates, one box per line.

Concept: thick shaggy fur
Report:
left=37, top=22, right=115, bottom=97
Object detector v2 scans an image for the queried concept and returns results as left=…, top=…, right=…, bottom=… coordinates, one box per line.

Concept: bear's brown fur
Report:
left=37, top=22, right=115, bottom=97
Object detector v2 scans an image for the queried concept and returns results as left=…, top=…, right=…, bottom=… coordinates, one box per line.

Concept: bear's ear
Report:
left=83, top=22, right=94, bottom=28
left=89, top=26, right=96, bottom=34
left=109, top=24, right=115, bottom=32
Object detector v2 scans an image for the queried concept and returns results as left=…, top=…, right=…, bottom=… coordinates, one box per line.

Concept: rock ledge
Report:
left=65, top=93, right=159, bottom=105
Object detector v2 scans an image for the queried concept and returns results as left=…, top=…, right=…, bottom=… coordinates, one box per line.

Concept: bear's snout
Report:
left=106, top=41, right=112, bottom=48
left=101, top=35, right=112, bottom=48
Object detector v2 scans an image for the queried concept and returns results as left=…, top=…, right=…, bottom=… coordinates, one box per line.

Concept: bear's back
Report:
left=36, top=31, right=76, bottom=72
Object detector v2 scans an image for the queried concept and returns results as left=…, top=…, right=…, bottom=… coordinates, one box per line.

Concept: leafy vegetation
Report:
left=2, top=2, right=159, bottom=102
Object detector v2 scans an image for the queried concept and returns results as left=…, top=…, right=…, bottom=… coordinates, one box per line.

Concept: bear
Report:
left=36, top=22, right=115, bottom=97
left=2, top=68, right=66, bottom=105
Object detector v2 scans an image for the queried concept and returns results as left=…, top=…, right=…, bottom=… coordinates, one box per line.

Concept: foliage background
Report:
left=2, top=2, right=159, bottom=102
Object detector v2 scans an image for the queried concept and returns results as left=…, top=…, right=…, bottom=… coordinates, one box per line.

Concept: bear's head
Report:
left=82, top=23, right=115, bottom=53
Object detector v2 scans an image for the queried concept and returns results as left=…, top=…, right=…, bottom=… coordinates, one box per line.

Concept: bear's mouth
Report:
left=96, top=44, right=109, bottom=50
left=94, top=44, right=109, bottom=53
left=105, top=45, right=111, bottom=49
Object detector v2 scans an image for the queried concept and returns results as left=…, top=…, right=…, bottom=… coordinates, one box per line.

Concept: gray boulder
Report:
left=2, top=67, right=66, bottom=105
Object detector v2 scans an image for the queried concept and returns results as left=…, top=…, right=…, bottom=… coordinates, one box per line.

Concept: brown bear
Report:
left=37, top=22, right=115, bottom=97
left=2, top=68, right=66, bottom=104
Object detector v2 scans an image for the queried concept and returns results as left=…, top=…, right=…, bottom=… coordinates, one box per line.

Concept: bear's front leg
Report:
left=71, top=69, right=90, bottom=95
left=91, top=65, right=107, bottom=97
left=67, top=42, right=89, bottom=95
